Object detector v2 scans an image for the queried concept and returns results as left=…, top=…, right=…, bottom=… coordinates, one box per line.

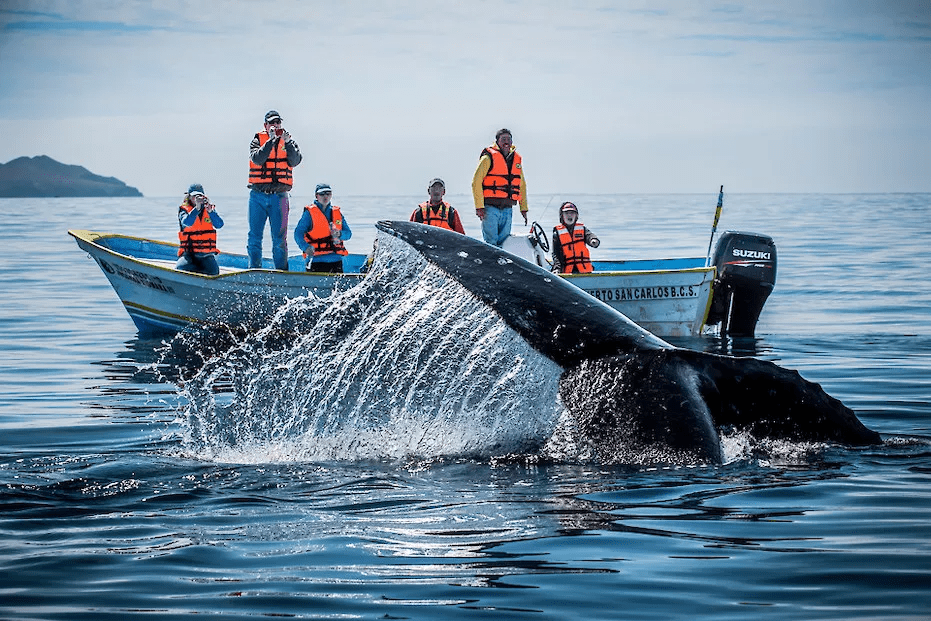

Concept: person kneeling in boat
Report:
left=411, top=178, right=465, bottom=234
left=176, top=183, right=224, bottom=276
left=295, top=183, right=353, bottom=273
left=551, top=201, right=599, bottom=274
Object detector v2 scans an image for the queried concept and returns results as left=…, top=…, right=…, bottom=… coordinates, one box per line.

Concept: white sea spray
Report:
left=175, top=234, right=564, bottom=463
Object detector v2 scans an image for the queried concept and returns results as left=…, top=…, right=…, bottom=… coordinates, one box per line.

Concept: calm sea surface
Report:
left=1, top=193, right=929, bottom=620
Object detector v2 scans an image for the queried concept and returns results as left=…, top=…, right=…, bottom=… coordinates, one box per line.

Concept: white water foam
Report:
left=168, top=234, right=817, bottom=467
left=175, top=234, right=564, bottom=463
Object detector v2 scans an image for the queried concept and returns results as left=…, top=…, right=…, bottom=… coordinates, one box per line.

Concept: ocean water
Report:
left=1, top=193, right=930, bottom=620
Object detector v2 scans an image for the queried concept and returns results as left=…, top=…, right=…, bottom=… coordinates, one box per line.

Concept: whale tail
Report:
left=560, top=349, right=881, bottom=464
left=681, top=349, right=882, bottom=447
left=560, top=352, right=724, bottom=464
left=375, top=219, right=882, bottom=463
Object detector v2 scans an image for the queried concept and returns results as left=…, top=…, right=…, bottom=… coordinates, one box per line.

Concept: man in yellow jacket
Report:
left=471, top=128, right=528, bottom=246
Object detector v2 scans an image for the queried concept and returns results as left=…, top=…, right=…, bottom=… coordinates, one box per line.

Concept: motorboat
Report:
left=503, top=223, right=776, bottom=337
left=71, top=222, right=775, bottom=338
left=69, top=229, right=367, bottom=335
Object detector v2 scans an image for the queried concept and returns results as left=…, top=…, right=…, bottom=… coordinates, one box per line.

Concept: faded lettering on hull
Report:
left=587, top=285, right=698, bottom=303
left=98, top=258, right=176, bottom=294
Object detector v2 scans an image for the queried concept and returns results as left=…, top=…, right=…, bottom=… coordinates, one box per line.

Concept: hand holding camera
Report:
left=193, top=194, right=213, bottom=212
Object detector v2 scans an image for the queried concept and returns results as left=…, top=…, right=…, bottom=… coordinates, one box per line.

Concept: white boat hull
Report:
left=72, top=229, right=716, bottom=338
left=69, top=230, right=365, bottom=334
left=564, top=262, right=715, bottom=337
left=501, top=235, right=715, bottom=337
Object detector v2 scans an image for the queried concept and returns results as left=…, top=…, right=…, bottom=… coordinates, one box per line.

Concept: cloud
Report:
left=3, top=18, right=155, bottom=32
left=1, top=0, right=929, bottom=195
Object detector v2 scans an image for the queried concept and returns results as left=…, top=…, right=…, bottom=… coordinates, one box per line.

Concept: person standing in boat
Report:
left=294, top=183, right=353, bottom=273
left=471, top=128, right=528, bottom=246
left=410, top=178, right=465, bottom=234
left=176, top=183, right=224, bottom=276
left=248, top=110, right=302, bottom=270
left=551, top=202, right=600, bottom=274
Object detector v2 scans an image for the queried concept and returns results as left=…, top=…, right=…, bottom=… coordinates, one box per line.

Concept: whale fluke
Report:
left=375, top=220, right=881, bottom=463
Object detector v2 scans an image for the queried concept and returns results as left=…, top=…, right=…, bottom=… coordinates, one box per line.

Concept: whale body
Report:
left=375, top=220, right=881, bottom=464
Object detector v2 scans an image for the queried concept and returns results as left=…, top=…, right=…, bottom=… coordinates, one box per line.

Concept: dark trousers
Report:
left=308, top=260, right=343, bottom=274
left=175, top=253, right=219, bottom=276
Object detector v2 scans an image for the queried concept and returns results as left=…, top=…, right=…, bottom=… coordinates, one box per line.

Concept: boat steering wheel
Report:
left=529, top=221, right=550, bottom=252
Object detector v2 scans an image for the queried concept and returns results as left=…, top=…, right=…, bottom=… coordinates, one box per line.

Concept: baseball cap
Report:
left=264, top=110, right=282, bottom=123
left=188, top=183, right=205, bottom=197
left=315, top=183, right=332, bottom=194
left=428, top=178, right=445, bottom=189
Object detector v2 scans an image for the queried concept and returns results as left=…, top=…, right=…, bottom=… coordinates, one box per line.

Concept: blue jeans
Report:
left=248, top=190, right=290, bottom=269
left=481, top=205, right=513, bottom=247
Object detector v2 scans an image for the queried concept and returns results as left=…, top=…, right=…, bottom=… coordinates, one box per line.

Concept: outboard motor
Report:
left=706, top=231, right=777, bottom=337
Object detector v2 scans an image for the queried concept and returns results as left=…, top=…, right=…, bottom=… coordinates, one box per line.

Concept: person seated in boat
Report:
left=294, top=183, right=353, bottom=273
left=410, top=178, right=465, bottom=234
left=551, top=201, right=599, bottom=274
left=176, top=183, right=224, bottom=276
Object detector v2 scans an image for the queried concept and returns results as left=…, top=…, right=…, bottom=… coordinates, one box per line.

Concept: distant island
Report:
left=0, top=155, right=143, bottom=198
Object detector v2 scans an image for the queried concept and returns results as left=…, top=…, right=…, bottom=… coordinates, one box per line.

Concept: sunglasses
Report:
left=266, top=119, right=282, bottom=125
left=317, top=191, right=332, bottom=196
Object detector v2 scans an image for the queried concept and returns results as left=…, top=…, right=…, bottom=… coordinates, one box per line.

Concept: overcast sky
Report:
left=1, top=0, right=929, bottom=198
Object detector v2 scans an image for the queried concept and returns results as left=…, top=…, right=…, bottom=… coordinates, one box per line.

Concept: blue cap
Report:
left=315, top=183, right=332, bottom=194
left=264, top=110, right=282, bottom=122
left=187, top=183, right=205, bottom=196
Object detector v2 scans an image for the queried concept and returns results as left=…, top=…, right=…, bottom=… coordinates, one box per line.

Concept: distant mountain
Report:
left=0, top=155, right=143, bottom=197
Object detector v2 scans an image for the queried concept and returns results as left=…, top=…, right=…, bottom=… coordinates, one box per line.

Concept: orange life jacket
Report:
left=248, top=132, right=293, bottom=187
left=480, top=145, right=522, bottom=204
left=554, top=222, right=593, bottom=273
left=303, top=204, right=348, bottom=256
left=416, top=201, right=455, bottom=230
left=177, top=203, right=218, bottom=256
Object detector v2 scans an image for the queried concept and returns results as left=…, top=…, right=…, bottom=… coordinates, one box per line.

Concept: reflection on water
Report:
left=93, top=335, right=174, bottom=384
left=669, top=333, right=773, bottom=358
left=3, top=194, right=930, bottom=619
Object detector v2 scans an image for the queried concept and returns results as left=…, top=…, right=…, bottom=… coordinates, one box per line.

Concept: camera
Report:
left=275, top=127, right=284, bottom=137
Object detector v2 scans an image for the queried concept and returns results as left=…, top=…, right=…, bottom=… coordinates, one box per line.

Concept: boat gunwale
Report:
left=68, top=229, right=367, bottom=280
left=564, top=265, right=717, bottom=278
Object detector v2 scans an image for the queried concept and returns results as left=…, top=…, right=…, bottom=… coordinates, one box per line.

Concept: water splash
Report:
left=174, top=235, right=563, bottom=463
left=165, top=233, right=836, bottom=468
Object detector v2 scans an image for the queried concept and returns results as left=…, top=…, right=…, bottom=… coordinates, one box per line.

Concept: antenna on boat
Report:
left=531, top=195, right=555, bottom=229
left=704, top=185, right=724, bottom=267
left=525, top=195, right=556, bottom=232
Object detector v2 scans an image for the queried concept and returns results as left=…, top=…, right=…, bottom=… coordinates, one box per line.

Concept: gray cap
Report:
left=428, top=178, right=445, bottom=189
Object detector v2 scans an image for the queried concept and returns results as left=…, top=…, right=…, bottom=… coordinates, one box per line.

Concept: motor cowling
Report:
left=706, top=231, right=777, bottom=337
